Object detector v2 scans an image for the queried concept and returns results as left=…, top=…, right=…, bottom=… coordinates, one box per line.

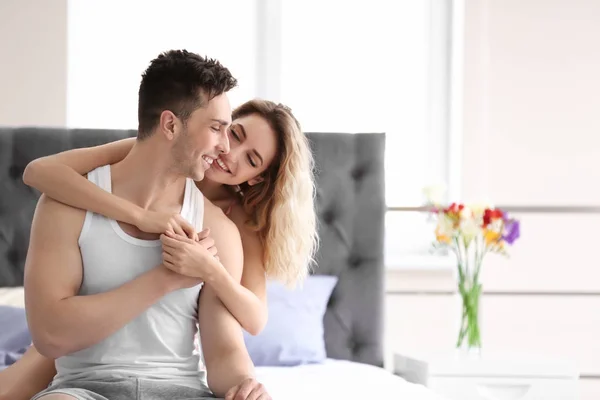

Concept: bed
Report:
left=0, top=127, right=445, bottom=399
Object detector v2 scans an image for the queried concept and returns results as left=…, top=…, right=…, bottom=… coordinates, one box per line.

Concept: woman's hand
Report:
left=160, top=229, right=222, bottom=282
left=136, top=210, right=198, bottom=240
left=158, top=264, right=204, bottom=291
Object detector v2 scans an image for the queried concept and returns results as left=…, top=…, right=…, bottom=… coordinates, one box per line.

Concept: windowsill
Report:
left=385, top=254, right=455, bottom=271
left=385, top=254, right=457, bottom=294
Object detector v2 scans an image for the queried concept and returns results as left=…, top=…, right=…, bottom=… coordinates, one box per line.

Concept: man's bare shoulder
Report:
left=34, top=194, right=86, bottom=235
left=36, top=194, right=85, bottom=217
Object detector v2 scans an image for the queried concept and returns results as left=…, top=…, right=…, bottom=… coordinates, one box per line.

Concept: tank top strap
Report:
left=94, top=165, right=112, bottom=192
left=187, top=179, right=205, bottom=231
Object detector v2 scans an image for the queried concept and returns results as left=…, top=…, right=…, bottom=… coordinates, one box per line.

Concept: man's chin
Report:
left=189, top=169, right=205, bottom=182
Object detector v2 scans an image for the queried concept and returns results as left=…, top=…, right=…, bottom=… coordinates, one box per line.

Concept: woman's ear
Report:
left=247, top=175, right=265, bottom=186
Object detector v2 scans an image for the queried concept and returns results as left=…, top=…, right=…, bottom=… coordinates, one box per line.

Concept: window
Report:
left=66, top=0, right=257, bottom=129
left=275, top=0, right=458, bottom=268
left=67, top=0, right=457, bottom=268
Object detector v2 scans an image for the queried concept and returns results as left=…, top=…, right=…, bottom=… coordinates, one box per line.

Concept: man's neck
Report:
left=111, top=137, right=186, bottom=211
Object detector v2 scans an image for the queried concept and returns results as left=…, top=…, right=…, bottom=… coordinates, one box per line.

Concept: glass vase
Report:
left=456, top=280, right=482, bottom=354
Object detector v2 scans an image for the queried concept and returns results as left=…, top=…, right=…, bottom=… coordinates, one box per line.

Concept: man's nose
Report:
left=216, top=130, right=230, bottom=154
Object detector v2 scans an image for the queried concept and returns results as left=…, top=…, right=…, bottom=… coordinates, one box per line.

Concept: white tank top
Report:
left=53, top=165, right=207, bottom=391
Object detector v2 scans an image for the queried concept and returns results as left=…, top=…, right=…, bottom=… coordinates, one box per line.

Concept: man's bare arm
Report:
left=198, top=204, right=256, bottom=397
left=25, top=195, right=177, bottom=358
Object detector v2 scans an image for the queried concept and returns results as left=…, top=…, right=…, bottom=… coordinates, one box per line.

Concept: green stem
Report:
left=456, top=282, right=482, bottom=349
left=473, top=235, right=485, bottom=287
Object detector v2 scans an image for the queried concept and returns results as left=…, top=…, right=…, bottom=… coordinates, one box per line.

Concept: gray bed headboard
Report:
left=307, top=133, right=385, bottom=367
left=0, top=127, right=386, bottom=367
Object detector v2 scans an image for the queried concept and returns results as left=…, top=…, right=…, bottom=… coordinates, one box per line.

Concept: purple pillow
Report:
left=0, top=306, right=31, bottom=369
left=243, top=275, right=338, bottom=366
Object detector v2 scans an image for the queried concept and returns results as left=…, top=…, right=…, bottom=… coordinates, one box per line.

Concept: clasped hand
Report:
left=160, top=228, right=221, bottom=283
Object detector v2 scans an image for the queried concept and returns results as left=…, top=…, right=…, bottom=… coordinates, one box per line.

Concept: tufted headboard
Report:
left=0, top=127, right=386, bottom=367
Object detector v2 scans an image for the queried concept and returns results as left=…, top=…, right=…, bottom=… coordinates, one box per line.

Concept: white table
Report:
left=394, top=351, right=580, bottom=400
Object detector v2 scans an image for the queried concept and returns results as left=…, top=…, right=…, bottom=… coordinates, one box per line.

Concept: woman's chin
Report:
left=205, top=167, right=230, bottom=184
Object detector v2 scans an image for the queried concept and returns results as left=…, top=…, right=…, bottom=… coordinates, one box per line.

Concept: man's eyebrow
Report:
left=211, top=119, right=230, bottom=126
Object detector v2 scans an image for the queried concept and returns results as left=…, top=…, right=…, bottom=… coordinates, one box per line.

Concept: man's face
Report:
left=171, top=93, right=232, bottom=181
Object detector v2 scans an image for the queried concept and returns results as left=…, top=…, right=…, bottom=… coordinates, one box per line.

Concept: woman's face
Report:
left=204, top=114, right=279, bottom=187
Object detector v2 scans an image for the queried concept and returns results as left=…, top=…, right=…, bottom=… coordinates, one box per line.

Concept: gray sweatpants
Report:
left=32, top=378, right=221, bottom=400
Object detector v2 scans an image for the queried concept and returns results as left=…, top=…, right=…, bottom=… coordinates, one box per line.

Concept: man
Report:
left=23, top=50, right=271, bottom=400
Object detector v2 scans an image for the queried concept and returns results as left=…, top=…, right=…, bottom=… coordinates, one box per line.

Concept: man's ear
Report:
left=247, top=175, right=265, bottom=186
left=158, top=110, right=177, bottom=140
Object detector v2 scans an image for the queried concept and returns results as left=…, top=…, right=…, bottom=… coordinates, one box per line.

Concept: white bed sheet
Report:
left=255, top=359, right=446, bottom=400
left=0, top=287, right=25, bottom=308
left=0, top=289, right=445, bottom=399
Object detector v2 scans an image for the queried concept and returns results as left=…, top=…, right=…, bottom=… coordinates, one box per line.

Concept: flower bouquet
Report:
left=424, top=188, right=521, bottom=352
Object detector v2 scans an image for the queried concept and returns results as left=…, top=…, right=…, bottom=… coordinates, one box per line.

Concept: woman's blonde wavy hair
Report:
left=232, top=99, right=318, bottom=287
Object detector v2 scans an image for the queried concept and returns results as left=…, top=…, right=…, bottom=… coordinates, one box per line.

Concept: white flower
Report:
left=468, top=200, right=494, bottom=218
left=438, top=214, right=455, bottom=236
left=422, top=184, right=447, bottom=205
left=460, top=218, right=481, bottom=245
left=459, top=206, right=473, bottom=220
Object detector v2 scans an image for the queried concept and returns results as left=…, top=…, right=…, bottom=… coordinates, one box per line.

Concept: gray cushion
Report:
left=0, top=127, right=385, bottom=367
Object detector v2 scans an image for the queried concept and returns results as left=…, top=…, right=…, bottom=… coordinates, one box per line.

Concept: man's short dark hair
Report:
left=137, top=49, right=238, bottom=139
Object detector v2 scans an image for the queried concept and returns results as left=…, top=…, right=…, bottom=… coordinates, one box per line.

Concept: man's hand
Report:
left=225, top=378, right=272, bottom=400
left=160, top=229, right=223, bottom=282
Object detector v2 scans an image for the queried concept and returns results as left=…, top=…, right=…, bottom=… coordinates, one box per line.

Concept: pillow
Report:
left=0, top=306, right=31, bottom=369
left=243, top=275, right=338, bottom=367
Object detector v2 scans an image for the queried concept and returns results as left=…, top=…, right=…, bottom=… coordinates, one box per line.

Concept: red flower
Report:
left=483, top=208, right=503, bottom=226
left=442, top=203, right=464, bottom=228
left=445, top=203, right=464, bottom=214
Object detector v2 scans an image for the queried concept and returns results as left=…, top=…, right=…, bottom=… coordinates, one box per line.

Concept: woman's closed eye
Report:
left=230, top=126, right=259, bottom=167
left=230, top=127, right=241, bottom=141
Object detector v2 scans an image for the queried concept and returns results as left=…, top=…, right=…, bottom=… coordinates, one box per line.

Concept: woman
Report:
left=0, top=99, right=318, bottom=400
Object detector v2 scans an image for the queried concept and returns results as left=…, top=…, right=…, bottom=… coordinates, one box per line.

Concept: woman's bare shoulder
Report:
left=202, top=196, right=237, bottom=232
left=227, top=204, right=267, bottom=279
left=227, top=204, right=262, bottom=246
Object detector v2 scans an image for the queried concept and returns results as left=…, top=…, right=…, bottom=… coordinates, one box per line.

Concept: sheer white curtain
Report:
left=66, top=0, right=257, bottom=129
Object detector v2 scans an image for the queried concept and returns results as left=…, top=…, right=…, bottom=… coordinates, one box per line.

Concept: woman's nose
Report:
left=225, top=143, right=243, bottom=161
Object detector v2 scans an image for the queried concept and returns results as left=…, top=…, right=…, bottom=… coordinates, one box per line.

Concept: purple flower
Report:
left=502, top=219, right=520, bottom=245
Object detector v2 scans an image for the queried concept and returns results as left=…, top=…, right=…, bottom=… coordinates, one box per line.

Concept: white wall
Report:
left=0, top=0, right=67, bottom=127
left=386, top=1, right=600, bottom=398
left=462, top=0, right=600, bottom=207
left=463, top=0, right=600, bottom=292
